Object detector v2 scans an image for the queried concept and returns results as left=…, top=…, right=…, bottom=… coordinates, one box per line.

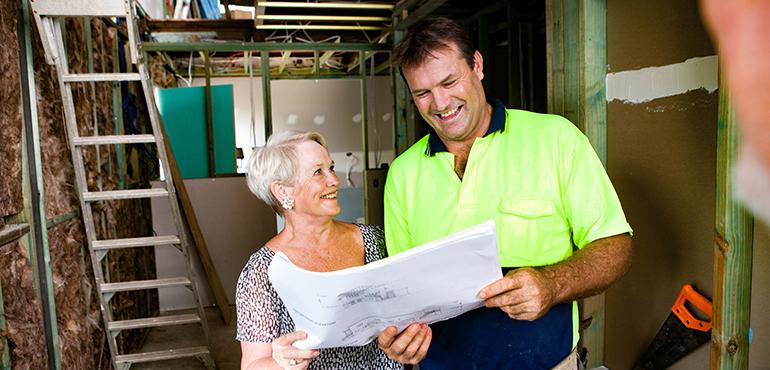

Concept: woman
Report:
left=236, top=130, right=431, bottom=370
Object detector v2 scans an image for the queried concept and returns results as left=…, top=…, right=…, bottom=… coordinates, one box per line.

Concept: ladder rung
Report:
left=115, top=346, right=211, bottom=365
left=83, top=188, right=168, bottom=202
left=92, top=235, right=180, bottom=251
left=108, top=314, right=201, bottom=331
left=101, top=277, right=191, bottom=293
left=31, top=0, right=127, bottom=18
left=62, top=73, right=141, bottom=82
left=73, top=134, right=155, bottom=146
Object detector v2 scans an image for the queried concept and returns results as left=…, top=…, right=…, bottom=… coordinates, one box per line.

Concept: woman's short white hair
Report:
left=245, top=130, right=328, bottom=214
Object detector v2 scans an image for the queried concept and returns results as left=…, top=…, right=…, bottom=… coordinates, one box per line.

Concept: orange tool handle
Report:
left=671, top=284, right=712, bottom=332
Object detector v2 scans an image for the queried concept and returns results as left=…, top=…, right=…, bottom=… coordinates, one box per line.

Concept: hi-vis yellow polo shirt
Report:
left=384, top=98, right=632, bottom=347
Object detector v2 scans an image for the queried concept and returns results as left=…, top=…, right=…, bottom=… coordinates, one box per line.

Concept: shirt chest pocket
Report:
left=497, top=198, right=561, bottom=266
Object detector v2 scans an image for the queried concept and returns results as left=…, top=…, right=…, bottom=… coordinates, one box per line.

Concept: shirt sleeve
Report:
left=384, top=163, right=413, bottom=256
left=235, top=253, right=282, bottom=343
left=560, top=130, right=633, bottom=249
left=371, top=224, right=388, bottom=259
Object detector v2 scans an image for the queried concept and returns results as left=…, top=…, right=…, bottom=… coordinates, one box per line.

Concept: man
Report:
left=379, top=18, right=632, bottom=369
left=701, top=0, right=770, bottom=225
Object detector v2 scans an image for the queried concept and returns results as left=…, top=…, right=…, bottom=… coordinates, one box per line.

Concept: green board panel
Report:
left=158, top=85, right=236, bottom=178
left=211, top=85, right=236, bottom=176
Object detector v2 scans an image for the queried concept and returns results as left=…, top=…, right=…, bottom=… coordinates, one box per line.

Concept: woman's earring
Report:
left=281, top=196, right=295, bottom=210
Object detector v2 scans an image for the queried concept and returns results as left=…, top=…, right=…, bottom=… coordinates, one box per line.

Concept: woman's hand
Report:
left=377, top=323, right=432, bottom=364
left=271, top=331, right=320, bottom=369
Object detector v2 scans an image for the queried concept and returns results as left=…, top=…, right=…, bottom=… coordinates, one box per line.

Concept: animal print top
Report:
left=235, top=224, right=403, bottom=370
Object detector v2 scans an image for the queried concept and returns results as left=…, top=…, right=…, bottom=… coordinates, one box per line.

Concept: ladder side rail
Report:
left=31, top=12, right=56, bottom=65
left=126, top=0, right=213, bottom=348
left=123, top=0, right=140, bottom=64
left=50, top=16, right=121, bottom=365
left=136, top=53, right=215, bottom=348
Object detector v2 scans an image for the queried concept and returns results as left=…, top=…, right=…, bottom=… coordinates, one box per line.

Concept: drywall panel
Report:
left=191, top=76, right=395, bottom=172
left=606, top=89, right=717, bottom=370
left=607, top=0, right=714, bottom=72
left=152, top=177, right=276, bottom=310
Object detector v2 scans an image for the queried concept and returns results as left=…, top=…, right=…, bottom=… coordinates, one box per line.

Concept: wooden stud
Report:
left=261, top=50, right=273, bottom=139
left=711, top=69, right=753, bottom=370
left=18, top=1, right=62, bottom=367
left=547, top=0, right=607, bottom=367
left=0, top=278, right=9, bottom=369
left=203, top=51, right=215, bottom=177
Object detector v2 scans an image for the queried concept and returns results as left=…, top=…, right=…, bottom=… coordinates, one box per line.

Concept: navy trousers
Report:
left=419, top=270, right=572, bottom=370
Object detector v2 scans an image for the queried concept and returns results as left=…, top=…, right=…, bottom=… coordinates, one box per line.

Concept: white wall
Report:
left=138, top=0, right=165, bottom=19
left=190, top=76, right=395, bottom=174
left=152, top=178, right=276, bottom=310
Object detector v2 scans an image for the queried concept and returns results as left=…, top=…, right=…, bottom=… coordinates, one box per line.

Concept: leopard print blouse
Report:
left=235, top=224, right=403, bottom=370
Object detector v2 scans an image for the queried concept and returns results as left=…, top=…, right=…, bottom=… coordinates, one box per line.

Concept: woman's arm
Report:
left=241, top=332, right=319, bottom=370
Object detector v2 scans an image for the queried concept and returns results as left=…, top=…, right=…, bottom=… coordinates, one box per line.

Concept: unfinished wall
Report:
left=1, top=4, right=162, bottom=368
left=605, top=0, right=770, bottom=369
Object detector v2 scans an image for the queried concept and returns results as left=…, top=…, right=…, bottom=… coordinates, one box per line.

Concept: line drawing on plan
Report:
left=317, top=285, right=409, bottom=309
left=339, top=301, right=464, bottom=345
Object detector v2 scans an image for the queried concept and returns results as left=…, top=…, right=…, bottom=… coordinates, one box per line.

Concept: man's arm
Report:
left=479, top=233, right=632, bottom=321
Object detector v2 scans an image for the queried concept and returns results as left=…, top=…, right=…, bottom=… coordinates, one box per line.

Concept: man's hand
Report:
left=377, top=323, right=432, bottom=364
left=479, top=267, right=558, bottom=321
left=479, top=234, right=631, bottom=322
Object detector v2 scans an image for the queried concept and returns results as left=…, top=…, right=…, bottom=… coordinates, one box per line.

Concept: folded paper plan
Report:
left=267, top=220, right=502, bottom=349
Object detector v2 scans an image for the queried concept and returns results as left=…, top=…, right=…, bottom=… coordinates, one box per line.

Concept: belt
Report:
left=551, top=348, right=579, bottom=370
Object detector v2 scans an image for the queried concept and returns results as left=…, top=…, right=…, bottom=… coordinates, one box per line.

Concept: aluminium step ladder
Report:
left=29, top=0, right=215, bottom=368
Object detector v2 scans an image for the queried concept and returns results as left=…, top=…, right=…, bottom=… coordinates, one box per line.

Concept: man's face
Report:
left=402, top=45, right=489, bottom=145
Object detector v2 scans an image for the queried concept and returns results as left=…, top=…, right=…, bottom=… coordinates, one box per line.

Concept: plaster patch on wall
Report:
left=606, top=55, right=718, bottom=104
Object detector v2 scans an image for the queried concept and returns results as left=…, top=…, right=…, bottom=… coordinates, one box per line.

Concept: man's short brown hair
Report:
left=393, top=17, right=476, bottom=71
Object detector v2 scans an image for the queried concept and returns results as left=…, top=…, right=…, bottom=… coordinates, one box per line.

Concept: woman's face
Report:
left=288, top=140, right=340, bottom=218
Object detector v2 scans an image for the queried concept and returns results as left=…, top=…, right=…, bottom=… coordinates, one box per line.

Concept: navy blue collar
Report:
left=425, top=97, right=507, bottom=156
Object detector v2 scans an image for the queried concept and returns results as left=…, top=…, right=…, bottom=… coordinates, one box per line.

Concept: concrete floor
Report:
left=133, top=306, right=240, bottom=370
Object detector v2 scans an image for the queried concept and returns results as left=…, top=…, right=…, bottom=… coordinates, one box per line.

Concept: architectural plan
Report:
left=267, top=220, right=502, bottom=349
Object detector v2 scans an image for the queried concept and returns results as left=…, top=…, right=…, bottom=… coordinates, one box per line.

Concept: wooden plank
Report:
left=547, top=1, right=608, bottom=367
left=19, top=2, right=61, bottom=367
left=546, top=0, right=565, bottom=115
left=115, top=346, right=210, bottom=364
left=0, top=224, right=30, bottom=246
left=62, top=73, right=141, bottom=82
left=581, top=0, right=607, bottom=162
left=147, top=19, right=254, bottom=32
left=204, top=52, right=215, bottom=177
left=30, top=0, right=125, bottom=17
left=100, top=277, right=191, bottom=293
left=82, top=188, right=169, bottom=202
left=261, top=50, right=273, bottom=139
left=396, top=0, right=448, bottom=30
left=578, top=2, right=607, bottom=366
left=108, top=313, right=200, bottom=331
left=0, top=279, right=10, bottom=369
left=92, top=235, right=180, bottom=250
left=159, top=119, right=233, bottom=325
left=73, top=134, right=155, bottom=146
left=711, top=70, right=753, bottom=370
left=392, top=26, right=416, bottom=156
left=562, top=0, right=580, bottom=127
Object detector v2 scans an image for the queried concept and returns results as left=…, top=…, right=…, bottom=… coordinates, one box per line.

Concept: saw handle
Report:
left=671, top=284, right=712, bottom=332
